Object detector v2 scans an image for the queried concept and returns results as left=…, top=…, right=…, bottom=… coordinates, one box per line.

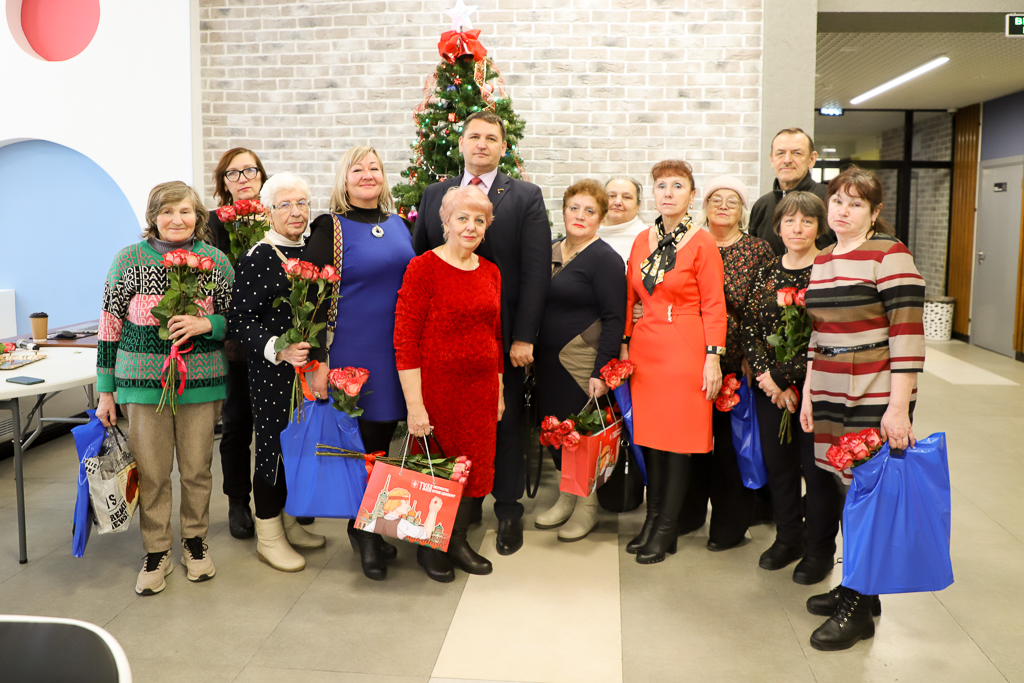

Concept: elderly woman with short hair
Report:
left=96, top=181, right=233, bottom=595
left=228, top=172, right=327, bottom=572
left=597, top=177, right=647, bottom=263
left=394, top=185, right=503, bottom=582
left=534, top=179, right=626, bottom=541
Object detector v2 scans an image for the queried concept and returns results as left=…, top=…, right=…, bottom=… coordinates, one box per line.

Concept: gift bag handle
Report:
left=397, top=431, right=448, bottom=484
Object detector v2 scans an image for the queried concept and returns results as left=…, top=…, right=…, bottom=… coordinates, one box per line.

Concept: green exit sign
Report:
left=1008, top=14, right=1024, bottom=36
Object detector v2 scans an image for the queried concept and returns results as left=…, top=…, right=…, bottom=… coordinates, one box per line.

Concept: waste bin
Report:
left=923, top=296, right=955, bottom=341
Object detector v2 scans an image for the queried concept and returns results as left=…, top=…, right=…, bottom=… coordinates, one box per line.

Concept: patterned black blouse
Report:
left=719, top=233, right=775, bottom=375
left=741, top=257, right=813, bottom=391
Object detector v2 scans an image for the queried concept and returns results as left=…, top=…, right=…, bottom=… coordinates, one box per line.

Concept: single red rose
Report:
left=838, top=433, right=864, bottom=451
left=541, top=415, right=560, bottom=432
left=249, top=200, right=266, bottom=215
left=722, top=374, right=741, bottom=392
left=826, top=445, right=852, bottom=471
left=215, top=205, right=236, bottom=223
left=234, top=199, right=252, bottom=216
left=849, top=441, right=871, bottom=461
left=714, top=393, right=740, bottom=412
left=557, top=419, right=575, bottom=435
left=185, top=251, right=201, bottom=269
left=718, top=385, right=735, bottom=398
left=161, top=253, right=176, bottom=268
left=340, top=367, right=369, bottom=396
left=283, top=258, right=303, bottom=277
left=562, top=431, right=581, bottom=452
left=320, top=264, right=341, bottom=283
left=199, top=256, right=215, bottom=272
left=2, top=342, right=14, bottom=354
left=550, top=431, right=564, bottom=447
left=858, top=428, right=883, bottom=451
left=298, top=261, right=319, bottom=280
left=795, top=288, right=806, bottom=307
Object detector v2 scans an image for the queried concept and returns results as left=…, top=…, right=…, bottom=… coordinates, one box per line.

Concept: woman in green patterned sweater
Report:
left=95, top=181, right=234, bottom=596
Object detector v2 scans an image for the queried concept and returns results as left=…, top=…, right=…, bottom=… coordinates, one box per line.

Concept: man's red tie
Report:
left=470, top=177, right=483, bottom=186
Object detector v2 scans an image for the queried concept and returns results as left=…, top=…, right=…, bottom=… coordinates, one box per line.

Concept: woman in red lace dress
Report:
left=394, top=185, right=504, bottom=583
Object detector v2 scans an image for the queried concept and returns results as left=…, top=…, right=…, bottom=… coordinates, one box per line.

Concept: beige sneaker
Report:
left=181, top=537, right=216, bottom=582
left=136, top=550, right=174, bottom=595
left=282, top=513, right=327, bottom=549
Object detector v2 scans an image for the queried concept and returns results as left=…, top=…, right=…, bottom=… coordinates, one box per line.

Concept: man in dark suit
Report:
left=413, top=111, right=550, bottom=559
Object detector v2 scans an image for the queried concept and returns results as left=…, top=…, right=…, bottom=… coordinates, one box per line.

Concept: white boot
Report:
left=283, top=513, right=327, bottom=549
left=558, top=491, right=598, bottom=542
left=255, top=514, right=305, bottom=572
left=535, top=491, right=577, bottom=529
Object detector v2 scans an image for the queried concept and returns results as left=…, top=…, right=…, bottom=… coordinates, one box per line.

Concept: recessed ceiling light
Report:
left=823, top=147, right=837, bottom=153
left=850, top=56, right=949, bottom=105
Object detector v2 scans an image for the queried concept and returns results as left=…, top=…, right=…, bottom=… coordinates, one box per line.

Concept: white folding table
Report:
left=0, top=348, right=98, bottom=564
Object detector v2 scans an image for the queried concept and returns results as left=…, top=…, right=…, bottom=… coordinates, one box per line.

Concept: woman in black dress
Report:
left=534, top=180, right=626, bottom=542
left=228, top=172, right=327, bottom=572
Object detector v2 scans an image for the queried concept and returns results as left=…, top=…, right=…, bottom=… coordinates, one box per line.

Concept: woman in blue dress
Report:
left=306, top=146, right=415, bottom=581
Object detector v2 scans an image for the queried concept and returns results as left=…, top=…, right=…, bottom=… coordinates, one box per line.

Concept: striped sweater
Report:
left=97, top=240, right=234, bottom=405
left=805, top=234, right=926, bottom=373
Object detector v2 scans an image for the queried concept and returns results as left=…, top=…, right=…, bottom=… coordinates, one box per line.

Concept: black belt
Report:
left=816, top=340, right=888, bottom=357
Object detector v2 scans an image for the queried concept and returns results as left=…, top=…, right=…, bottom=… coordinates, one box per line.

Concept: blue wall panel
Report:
left=980, top=89, right=1024, bottom=162
left=0, top=140, right=138, bottom=336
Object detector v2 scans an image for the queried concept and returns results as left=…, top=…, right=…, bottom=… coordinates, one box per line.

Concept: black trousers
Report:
left=358, top=419, right=398, bottom=458
left=253, top=466, right=287, bottom=520
left=679, top=407, right=754, bottom=545
left=492, top=356, right=525, bottom=520
left=220, top=360, right=254, bottom=503
left=755, top=390, right=843, bottom=558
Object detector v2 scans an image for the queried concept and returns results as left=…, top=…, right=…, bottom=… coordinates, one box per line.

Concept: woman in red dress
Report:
left=394, top=185, right=504, bottom=582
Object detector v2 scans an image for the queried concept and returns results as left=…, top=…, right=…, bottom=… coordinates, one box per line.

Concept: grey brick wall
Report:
left=198, top=0, right=764, bottom=226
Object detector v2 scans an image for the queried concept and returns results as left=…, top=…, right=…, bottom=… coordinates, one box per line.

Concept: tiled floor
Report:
left=1, top=340, right=1022, bottom=683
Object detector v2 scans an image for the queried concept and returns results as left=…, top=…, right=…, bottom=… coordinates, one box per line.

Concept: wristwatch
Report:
left=706, top=345, right=725, bottom=356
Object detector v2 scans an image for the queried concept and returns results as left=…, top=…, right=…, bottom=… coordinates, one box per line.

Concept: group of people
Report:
left=94, top=114, right=925, bottom=653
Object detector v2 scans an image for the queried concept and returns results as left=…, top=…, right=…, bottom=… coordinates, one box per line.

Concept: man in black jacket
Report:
left=413, top=111, right=550, bottom=558
left=749, top=127, right=836, bottom=255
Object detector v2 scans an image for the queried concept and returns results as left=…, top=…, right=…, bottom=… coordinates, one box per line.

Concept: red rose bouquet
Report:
left=327, top=366, right=371, bottom=418
left=599, top=358, right=637, bottom=390
left=150, top=249, right=217, bottom=414
left=825, top=428, right=884, bottom=473
left=214, top=199, right=270, bottom=267
left=273, top=260, right=340, bottom=422
left=713, top=373, right=742, bottom=412
left=539, top=403, right=617, bottom=453
left=766, top=286, right=812, bottom=443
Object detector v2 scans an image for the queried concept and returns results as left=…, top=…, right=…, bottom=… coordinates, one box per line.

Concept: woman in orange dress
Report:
left=622, top=160, right=727, bottom=564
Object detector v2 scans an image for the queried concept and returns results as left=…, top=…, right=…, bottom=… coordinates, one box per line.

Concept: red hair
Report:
left=650, top=160, right=695, bottom=192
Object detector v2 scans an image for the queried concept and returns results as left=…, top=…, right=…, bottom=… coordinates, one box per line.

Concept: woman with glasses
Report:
left=228, top=173, right=328, bottom=572
left=207, top=148, right=270, bottom=542
left=533, top=180, right=626, bottom=541
left=304, top=146, right=413, bottom=581
left=677, top=176, right=774, bottom=552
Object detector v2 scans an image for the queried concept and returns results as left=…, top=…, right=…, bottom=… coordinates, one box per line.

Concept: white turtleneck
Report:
left=597, top=214, right=648, bottom=267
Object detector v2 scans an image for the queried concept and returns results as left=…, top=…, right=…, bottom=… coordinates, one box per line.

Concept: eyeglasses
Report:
left=224, top=167, right=259, bottom=182
left=708, top=197, right=740, bottom=209
left=272, top=200, right=310, bottom=212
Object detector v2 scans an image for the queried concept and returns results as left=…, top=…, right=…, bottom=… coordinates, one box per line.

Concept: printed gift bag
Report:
left=281, top=399, right=370, bottom=519
left=354, top=436, right=462, bottom=551
left=83, top=426, right=139, bottom=534
left=560, top=414, right=623, bottom=498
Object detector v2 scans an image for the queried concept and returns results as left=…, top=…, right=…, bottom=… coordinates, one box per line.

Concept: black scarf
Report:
left=640, top=214, right=692, bottom=294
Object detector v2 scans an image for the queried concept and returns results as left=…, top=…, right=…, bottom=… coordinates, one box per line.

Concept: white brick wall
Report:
left=199, top=0, right=763, bottom=226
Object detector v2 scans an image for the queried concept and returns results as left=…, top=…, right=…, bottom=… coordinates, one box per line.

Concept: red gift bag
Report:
left=354, top=436, right=463, bottom=551
left=560, top=413, right=622, bottom=497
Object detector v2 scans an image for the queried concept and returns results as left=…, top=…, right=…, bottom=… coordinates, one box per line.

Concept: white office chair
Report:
left=0, top=615, right=132, bottom=682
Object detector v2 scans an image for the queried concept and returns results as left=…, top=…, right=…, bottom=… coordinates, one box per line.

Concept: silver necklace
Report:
left=348, top=208, right=386, bottom=238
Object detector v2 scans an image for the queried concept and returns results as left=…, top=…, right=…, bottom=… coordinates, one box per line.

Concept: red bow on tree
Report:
left=438, top=29, right=487, bottom=64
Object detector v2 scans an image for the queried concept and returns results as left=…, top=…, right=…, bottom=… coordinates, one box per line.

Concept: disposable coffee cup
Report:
left=29, top=312, right=48, bottom=341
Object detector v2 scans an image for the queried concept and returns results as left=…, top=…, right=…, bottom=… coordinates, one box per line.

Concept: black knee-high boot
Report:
left=347, top=519, right=386, bottom=581
left=626, top=449, right=663, bottom=554
left=447, top=497, right=493, bottom=575
left=637, top=453, right=690, bottom=564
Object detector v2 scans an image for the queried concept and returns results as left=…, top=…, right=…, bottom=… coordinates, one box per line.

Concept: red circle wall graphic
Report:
left=20, top=0, right=100, bottom=61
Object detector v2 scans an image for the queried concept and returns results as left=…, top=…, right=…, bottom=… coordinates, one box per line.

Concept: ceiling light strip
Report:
left=849, top=56, right=950, bottom=105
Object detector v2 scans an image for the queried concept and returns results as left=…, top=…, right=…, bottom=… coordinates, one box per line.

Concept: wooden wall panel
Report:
left=947, top=104, right=981, bottom=337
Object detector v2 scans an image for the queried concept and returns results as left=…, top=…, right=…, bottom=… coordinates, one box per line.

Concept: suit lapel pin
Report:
left=496, top=188, right=504, bottom=194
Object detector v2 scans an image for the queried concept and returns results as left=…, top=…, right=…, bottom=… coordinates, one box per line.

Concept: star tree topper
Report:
left=445, top=0, right=478, bottom=31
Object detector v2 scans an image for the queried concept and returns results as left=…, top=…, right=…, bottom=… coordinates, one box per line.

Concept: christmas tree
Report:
left=392, top=3, right=528, bottom=218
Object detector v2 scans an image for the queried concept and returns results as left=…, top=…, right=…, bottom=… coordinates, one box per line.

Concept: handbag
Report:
left=521, top=372, right=543, bottom=499
left=83, top=425, right=139, bottom=535
left=596, top=431, right=644, bottom=513
left=730, top=378, right=768, bottom=489
left=842, top=433, right=954, bottom=595
left=354, top=433, right=462, bottom=551
left=70, top=410, right=105, bottom=557
left=281, top=399, right=370, bottom=519
left=560, top=395, right=622, bottom=497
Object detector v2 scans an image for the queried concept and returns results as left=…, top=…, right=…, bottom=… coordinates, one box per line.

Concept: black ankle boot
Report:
left=627, top=450, right=663, bottom=554
left=417, top=544, right=455, bottom=583
left=447, top=498, right=493, bottom=575
left=807, top=585, right=882, bottom=617
left=810, top=586, right=877, bottom=651
left=637, top=452, right=689, bottom=565
left=347, top=519, right=386, bottom=581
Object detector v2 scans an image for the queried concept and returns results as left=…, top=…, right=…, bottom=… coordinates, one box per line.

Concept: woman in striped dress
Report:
left=798, top=166, right=925, bottom=651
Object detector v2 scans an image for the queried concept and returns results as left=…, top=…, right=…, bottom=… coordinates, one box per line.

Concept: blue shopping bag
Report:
left=842, top=433, right=953, bottom=595
left=612, top=383, right=646, bottom=484
left=71, top=410, right=105, bottom=557
left=281, top=399, right=370, bottom=519
left=730, top=378, right=768, bottom=489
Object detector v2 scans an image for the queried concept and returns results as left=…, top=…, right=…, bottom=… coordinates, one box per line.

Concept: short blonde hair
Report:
left=439, top=186, right=493, bottom=235
left=142, top=181, right=210, bottom=242
left=329, top=146, right=396, bottom=215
